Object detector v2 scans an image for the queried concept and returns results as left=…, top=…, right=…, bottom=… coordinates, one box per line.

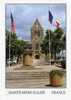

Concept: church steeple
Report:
left=31, top=19, right=43, bottom=59
left=31, top=18, right=43, bottom=31
left=34, top=19, right=39, bottom=25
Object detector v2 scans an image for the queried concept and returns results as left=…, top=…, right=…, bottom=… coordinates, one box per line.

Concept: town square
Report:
left=5, top=4, right=66, bottom=88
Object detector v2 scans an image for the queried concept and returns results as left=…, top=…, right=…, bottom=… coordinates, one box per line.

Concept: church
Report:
left=31, top=19, right=44, bottom=59
left=23, top=19, right=44, bottom=66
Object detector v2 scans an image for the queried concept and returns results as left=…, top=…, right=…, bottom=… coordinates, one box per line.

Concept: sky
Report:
left=5, top=4, right=66, bottom=40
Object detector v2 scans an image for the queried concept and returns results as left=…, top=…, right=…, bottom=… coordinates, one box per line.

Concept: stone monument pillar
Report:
left=23, top=44, right=33, bottom=67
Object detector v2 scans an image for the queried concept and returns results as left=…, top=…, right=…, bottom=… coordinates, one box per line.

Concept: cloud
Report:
left=5, top=4, right=66, bottom=40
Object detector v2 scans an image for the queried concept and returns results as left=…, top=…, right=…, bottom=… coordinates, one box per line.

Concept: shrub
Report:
left=49, top=70, right=65, bottom=86
left=50, top=70, right=64, bottom=78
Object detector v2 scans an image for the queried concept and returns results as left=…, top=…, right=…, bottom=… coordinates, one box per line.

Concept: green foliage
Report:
left=41, top=30, right=53, bottom=55
left=50, top=70, right=64, bottom=78
left=6, top=30, right=26, bottom=62
left=15, top=39, right=26, bottom=56
left=41, top=28, right=66, bottom=60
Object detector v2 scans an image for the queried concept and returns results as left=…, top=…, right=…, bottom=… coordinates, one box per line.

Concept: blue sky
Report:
left=5, top=4, right=66, bottom=40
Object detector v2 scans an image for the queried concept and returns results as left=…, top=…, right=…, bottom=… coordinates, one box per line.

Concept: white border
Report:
left=0, top=0, right=71, bottom=99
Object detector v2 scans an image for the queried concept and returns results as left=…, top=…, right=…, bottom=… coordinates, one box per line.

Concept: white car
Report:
left=7, top=58, right=17, bottom=66
left=12, top=59, right=17, bottom=64
left=7, top=59, right=13, bottom=66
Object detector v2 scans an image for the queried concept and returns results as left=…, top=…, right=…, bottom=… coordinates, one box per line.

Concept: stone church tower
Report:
left=31, top=19, right=43, bottom=59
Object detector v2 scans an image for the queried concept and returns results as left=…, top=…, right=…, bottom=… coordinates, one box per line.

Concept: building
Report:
left=31, top=19, right=43, bottom=59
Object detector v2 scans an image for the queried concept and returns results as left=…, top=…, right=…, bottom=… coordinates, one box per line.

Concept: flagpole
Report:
left=9, top=12, right=16, bottom=68
left=9, top=13, right=12, bottom=68
left=9, top=12, right=12, bottom=68
left=9, top=31, right=11, bottom=68
left=48, top=29, right=51, bottom=66
left=48, top=10, right=53, bottom=66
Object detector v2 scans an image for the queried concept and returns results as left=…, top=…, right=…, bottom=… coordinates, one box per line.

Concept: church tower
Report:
left=31, top=19, right=43, bottom=59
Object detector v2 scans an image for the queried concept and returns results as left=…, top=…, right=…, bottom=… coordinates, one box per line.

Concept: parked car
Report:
left=6, top=59, right=13, bottom=66
left=12, top=58, right=17, bottom=64
left=6, top=58, right=17, bottom=66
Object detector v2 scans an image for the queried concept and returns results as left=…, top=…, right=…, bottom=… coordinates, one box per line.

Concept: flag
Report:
left=48, top=10, right=53, bottom=24
left=10, top=13, right=16, bottom=33
left=55, top=19, right=60, bottom=28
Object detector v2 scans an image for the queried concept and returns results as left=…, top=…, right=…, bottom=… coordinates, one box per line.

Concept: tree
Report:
left=53, top=28, right=65, bottom=59
left=41, top=28, right=66, bottom=60
left=6, top=30, right=10, bottom=61
left=6, top=31, right=17, bottom=60
left=6, top=30, right=27, bottom=63
left=15, top=39, right=26, bottom=63
left=41, top=30, right=53, bottom=57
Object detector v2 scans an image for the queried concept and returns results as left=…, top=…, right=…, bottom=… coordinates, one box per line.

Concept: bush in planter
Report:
left=49, top=70, right=65, bottom=87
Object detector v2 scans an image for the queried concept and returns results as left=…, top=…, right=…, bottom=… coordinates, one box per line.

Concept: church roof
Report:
left=31, top=19, right=43, bottom=30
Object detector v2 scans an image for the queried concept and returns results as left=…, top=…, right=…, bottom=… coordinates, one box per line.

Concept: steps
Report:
left=6, top=65, right=65, bottom=88
left=33, top=59, right=49, bottom=66
left=6, top=71, right=49, bottom=80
